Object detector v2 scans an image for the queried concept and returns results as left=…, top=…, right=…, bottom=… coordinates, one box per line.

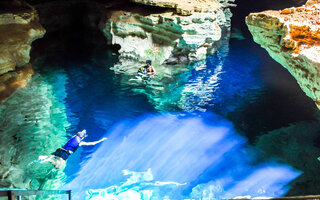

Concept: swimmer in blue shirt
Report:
left=39, top=130, right=107, bottom=168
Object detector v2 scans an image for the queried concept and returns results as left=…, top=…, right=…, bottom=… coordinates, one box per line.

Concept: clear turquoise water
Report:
left=0, top=38, right=319, bottom=199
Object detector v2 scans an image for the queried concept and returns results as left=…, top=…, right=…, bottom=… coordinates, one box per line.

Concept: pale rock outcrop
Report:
left=0, top=1, right=46, bottom=101
left=246, top=0, right=320, bottom=109
left=101, top=0, right=234, bottom=66
left=130, top=0, right=236, bottom=16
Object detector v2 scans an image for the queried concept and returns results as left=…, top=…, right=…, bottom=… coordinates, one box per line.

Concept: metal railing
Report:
left=0, top=190, right=71, bottom=200
left=0, top=190, right=319, bottom=200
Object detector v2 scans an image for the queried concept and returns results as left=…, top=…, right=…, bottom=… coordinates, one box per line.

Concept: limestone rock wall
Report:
left=101, top=0, right=234, bottom=65
left=130, top=0, right=236, bottom=16
left=0, top=1, right=45, bottom=101
left=246, top=0, right=320, bottom=109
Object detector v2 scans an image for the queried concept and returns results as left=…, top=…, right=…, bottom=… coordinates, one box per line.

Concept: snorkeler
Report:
left=38, top=129, right=107, bottom=169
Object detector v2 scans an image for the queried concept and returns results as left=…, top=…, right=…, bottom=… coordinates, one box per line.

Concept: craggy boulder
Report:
left=246, top=0, right=320, bottom=109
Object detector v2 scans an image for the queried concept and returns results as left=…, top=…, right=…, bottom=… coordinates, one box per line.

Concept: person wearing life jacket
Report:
left=38, top=129, right=107, bottom=169
left=137, top=66, right=146, bottom=76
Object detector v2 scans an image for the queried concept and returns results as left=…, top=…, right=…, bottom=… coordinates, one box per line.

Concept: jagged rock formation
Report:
left=246, top=0, right=320, bottom=109
left=101, top=0, right=234, bottom=65
left=130, top=0, right=235, bottom=16
left=0, top=1, right=45, bottom=101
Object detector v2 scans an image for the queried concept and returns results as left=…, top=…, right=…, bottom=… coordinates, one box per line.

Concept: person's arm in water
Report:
left=79, top=137, right=107, bottom=146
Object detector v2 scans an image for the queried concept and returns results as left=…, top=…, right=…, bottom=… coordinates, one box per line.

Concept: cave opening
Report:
left=28, top=0, right=173, bottom=65
left=29, top=0, right=120, bottom=64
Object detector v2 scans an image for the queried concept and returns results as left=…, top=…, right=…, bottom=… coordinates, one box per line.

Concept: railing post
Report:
left=68, top=190, right=71, bottom=200
left=1, top=190, right=71, bottom=199
left=8, top=191, right=15, bottom=200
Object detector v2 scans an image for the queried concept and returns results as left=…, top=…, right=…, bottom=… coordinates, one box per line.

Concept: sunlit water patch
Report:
left=65, top=114, right=300, bottom=199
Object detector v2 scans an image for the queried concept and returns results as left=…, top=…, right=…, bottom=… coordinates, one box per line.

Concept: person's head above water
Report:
left=146, top=60, right=152, bottom=66
left=77, top=129, right=87, bottom=139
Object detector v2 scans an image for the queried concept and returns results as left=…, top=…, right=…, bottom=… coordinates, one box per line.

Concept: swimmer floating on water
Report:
left=39, top=129, right=107, bottom=169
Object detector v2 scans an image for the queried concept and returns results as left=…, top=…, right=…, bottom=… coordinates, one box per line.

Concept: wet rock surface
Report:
left=246, top=0, right=320, bottom=109
left=101, top=0, right=233, bottom=66
left=0, top=0, right=45, bottom=101
left=130, top=0, right=236, bottom=16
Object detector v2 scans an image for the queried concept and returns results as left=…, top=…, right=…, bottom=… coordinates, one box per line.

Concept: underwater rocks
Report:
left=101, top=0, right=234, bottom=65
left=0, top=71, right=69, bottom=191
left=246, top=0, right=320, bottom=109
left=0, top=1, right=45, bottom=101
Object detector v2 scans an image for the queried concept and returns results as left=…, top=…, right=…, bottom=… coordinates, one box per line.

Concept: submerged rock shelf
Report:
left=0, top=70, right=69, bottom=190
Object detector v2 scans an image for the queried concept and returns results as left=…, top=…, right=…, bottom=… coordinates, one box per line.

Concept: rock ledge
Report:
left=246, top=0, right=320, bottom=108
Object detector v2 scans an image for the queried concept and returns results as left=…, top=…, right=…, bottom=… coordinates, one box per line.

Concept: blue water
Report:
left=64, top=114, right=301, bottom=199
left=2, top=38, right=319, bottom=198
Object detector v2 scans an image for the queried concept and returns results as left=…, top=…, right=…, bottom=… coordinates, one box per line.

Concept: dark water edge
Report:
left=217, top=38, right=318, bottom=142
left=218, top=39, right=320, bottom=195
